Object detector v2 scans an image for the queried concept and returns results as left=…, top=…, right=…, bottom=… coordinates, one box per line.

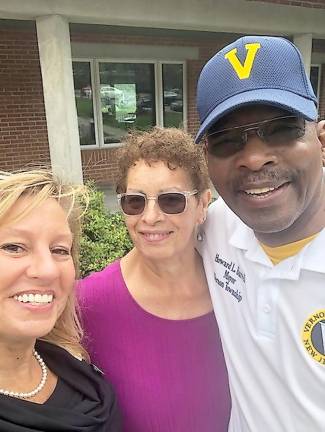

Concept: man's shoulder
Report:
left=201, top=197, right=257, bottom=258
left=206, top=197, right=244, bottom=232
left=301, top=228, right=325, bottom=272
left=207, top=197, right=226, bottom=219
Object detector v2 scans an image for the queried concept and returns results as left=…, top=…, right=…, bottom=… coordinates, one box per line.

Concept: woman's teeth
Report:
left=13, top=293, right=53, bottom=304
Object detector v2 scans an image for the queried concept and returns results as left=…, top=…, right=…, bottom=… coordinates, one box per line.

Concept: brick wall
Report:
left=81, top=147, right=121, bottom=183
left=0, top=25, right=50, bottom=171
left=0, top=25, right=231, bottom=184
left=246, top=0, right=325, bottom=8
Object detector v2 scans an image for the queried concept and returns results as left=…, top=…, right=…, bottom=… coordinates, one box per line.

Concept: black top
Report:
left=45, top=375, right=84, bottom=408
left=0, top=340, right=121, bottom=431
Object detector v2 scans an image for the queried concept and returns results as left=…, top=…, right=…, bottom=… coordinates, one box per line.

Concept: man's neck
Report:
left=256, top=182, right=325, bottom=247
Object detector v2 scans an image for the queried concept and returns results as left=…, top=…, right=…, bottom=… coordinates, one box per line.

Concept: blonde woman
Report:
left=0, top=170, right=120, bottom=431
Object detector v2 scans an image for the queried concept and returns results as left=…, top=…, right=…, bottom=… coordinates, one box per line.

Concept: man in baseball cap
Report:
left=196, top=36, right=325, bottom=431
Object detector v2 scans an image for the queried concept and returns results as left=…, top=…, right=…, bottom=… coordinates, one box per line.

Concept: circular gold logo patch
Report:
left=301, top=310, right=325, bottom=365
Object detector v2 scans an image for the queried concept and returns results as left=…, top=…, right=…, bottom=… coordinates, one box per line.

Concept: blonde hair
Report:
left=0, top=169, right=89, bottom=361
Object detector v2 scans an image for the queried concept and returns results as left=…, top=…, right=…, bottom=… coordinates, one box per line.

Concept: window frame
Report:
left=73, top=58, right=186, bottom=149
left=310, top=64, right=321, bottom=101
left=157, top=60, right=187, bottom=130
left=72, top=58, right=101, bottom=150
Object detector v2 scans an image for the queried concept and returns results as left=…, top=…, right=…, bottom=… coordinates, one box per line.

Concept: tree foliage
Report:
left=79, top=184, right=133, bottom=277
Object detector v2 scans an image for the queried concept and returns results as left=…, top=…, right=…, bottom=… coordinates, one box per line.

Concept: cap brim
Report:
left=195, top=89, right=318, bottom=143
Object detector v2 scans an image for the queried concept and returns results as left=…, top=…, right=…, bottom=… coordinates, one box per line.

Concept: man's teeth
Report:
left=245, top=187, right=276, bottom=195
left=13, top=293, right=53, bottom=304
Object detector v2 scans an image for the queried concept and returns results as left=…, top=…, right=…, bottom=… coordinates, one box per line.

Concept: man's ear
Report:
left=316, top=121, right=325, bottom=166
left=317, top=120, right=325, bottom=149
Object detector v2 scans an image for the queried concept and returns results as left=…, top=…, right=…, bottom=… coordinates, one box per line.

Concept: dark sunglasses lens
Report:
left=158, top=193, right=186, bottom=214
left=261, top=117, right=305, bottom=143
left=207, top=131, right=244, bottom=158
left=121, top=195, right=145, bottom=215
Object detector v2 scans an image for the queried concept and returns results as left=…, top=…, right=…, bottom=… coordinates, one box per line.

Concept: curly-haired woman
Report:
left=79, top=128, right=231, bottom=432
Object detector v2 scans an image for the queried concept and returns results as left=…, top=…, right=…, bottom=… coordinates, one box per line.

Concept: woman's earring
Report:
left=197, top=218, right=206, bottom=242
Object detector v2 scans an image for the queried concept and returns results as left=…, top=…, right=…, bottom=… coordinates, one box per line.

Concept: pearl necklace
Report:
left=0, top=349, right=48, bottom=399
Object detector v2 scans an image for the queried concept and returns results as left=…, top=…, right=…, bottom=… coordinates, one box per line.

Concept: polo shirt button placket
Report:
left=263, top=304, right=271, bottom=314
left=256, top=278, right=278, bottom=337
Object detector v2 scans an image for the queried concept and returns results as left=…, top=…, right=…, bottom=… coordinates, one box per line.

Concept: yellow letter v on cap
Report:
left=224, top=43, right=261, bottom=80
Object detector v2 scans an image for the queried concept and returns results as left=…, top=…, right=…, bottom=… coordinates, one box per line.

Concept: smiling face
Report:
left=0, top=197, right=75, bottom=344
left=206, top=105, right=325, bottom=244
left=124, top=159, right=209, bottom=262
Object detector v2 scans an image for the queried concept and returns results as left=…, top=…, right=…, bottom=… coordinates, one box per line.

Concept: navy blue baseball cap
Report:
left=195, top=36, right=318, bottom=143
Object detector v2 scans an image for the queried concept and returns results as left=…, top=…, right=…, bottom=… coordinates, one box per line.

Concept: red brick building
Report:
left=1, top=0, right=325, bottom=185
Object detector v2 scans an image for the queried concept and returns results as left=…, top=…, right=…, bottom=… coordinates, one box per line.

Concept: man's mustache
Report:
left=232, top=169, right=296, bottom=190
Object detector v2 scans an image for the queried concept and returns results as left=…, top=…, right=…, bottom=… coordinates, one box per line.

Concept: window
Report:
left=310, top=65, right=321, bottom=100
left=72, top=61, right=97, bottom=146
left=73, top=60, right=186, bottom=147
left=162, top=63, right=184, bottom=128
left=99, top=62, right=156, bottom=144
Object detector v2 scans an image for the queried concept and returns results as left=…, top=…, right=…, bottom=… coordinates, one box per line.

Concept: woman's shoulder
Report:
left=37, top=341, right=115, bottom=400
left=78, top=260, right=123, bottom=296
left=83, top=259, right=122, bottom=284
left=36, top=341, right=122, bottom=431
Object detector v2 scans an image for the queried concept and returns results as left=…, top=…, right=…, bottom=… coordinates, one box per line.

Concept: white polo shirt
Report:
left=200, top=198, right=325, bottom=432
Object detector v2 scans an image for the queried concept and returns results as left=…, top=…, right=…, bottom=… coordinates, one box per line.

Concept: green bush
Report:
left=79, top=184, right=133, bottom=277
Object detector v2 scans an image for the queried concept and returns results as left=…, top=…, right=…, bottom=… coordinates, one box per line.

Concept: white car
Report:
left=100, top=85, right=123, bottom=99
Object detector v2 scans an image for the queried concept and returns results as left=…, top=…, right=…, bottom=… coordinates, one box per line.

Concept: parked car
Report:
left=137, top=95, right=153, bottom=112
left=170, top=99, right=183, bottom=112
left=81, top=86, right=92, bottom=98
left=163, top=90, right=178, bottom=104
left=100, top=85, right=123, bottom=99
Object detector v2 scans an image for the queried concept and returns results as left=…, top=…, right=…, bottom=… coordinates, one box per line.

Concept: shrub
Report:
left=79, top=184, right=133, bottom=277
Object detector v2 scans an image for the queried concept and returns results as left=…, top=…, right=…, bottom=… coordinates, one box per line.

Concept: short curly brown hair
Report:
left=116, top=127, right=209, bottom=194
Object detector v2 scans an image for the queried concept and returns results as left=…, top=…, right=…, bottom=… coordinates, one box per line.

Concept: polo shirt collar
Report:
left=229, top=217, right=325, bottom=274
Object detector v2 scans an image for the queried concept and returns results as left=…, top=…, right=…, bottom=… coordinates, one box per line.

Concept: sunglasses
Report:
left=117, top=190, right=198, bottom=215
left=206, top=115, right=306, bottom=158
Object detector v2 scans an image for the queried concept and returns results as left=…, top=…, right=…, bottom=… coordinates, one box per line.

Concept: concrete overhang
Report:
left=0, top=0, right=325, bottom=39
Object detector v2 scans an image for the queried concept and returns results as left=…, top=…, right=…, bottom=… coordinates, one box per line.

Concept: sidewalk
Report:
left=97, top=184, right=119, bottom=212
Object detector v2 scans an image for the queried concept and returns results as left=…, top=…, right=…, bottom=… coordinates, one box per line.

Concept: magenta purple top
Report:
left=78, top=260, right=231, bottom=432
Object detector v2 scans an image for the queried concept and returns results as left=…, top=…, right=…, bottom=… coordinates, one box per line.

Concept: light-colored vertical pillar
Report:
left=293, top=34, right=313, bottom=77
left=36, top=15, right=83, bottom=184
